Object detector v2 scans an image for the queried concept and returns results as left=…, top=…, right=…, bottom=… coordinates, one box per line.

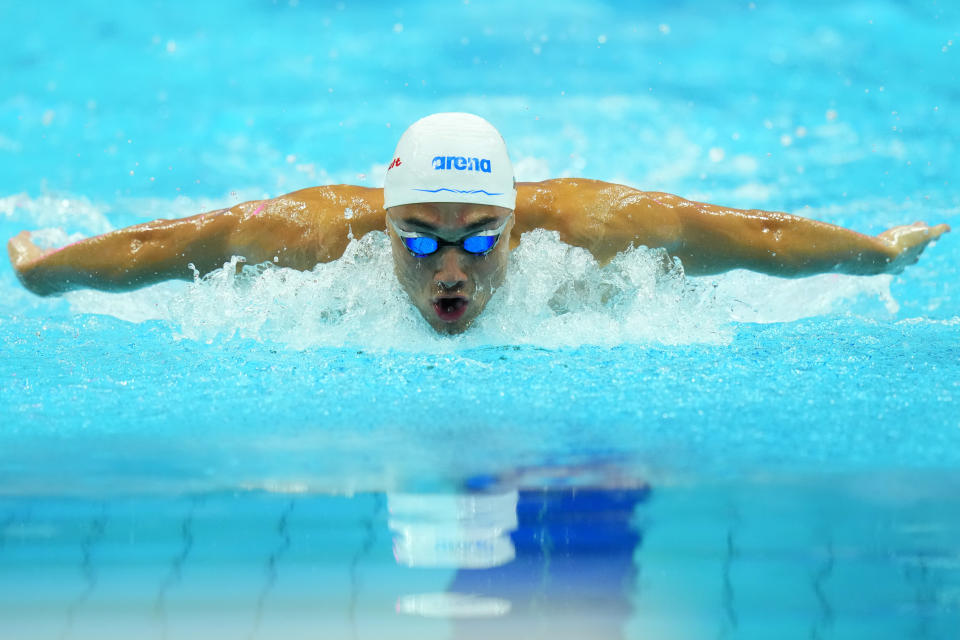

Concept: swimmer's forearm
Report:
left=668, top=199, right=901, bottom=277
left=10, top=213, right=237, bottom=295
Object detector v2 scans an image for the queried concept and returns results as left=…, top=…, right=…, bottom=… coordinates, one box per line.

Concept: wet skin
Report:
left=6, top=179, right=951, bottom=327
left=386, top=202, right=514, bottom=334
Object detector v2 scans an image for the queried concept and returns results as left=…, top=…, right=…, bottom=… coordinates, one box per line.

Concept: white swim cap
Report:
left=383, top=112, right=516, bottom=210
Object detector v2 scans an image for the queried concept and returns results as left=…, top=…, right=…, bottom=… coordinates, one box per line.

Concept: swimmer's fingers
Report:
left=878, top=222, right=950, bottom=273
left=930, top=222, right=951, bottom=239
left=6, top=231, right=52, bottom=270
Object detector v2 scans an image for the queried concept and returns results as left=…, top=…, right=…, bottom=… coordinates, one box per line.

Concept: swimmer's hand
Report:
left=877, top=222, right=951, bottom=273
left=7, top=231, right=54, bottom=268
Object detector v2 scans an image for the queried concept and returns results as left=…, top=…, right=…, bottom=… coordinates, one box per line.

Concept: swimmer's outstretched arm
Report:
left=9, top=178, right=950, bottom=295
left=514, top=179, right=950, bottom=276
left=7, top=185, right=385, bottom=296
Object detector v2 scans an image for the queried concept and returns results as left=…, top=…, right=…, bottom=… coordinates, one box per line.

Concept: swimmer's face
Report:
left=387, top=202, right=514, bottom=334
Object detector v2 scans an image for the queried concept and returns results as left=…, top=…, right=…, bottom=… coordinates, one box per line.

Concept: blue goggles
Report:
left=388, top=215, right=512, bottom=258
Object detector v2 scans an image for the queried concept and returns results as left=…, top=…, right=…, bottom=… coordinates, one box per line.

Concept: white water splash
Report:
left=0, top=193, right=113, bottom=235
left=61, top=229, right=898, bottom=350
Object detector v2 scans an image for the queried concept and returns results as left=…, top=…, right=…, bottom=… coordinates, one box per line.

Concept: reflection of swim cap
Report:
left=383, top=112, right=516, bottom=210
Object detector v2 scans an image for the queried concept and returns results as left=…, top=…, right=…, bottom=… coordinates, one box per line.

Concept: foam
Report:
left=897, top=316, right=960, bottom=327
left=62, top=229, right=898, bottom=350
left=0, top=193, right=113, bottom=235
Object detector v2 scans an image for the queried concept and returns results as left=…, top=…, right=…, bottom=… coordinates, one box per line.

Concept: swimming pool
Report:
left=2, top=1, right=958, bottom=637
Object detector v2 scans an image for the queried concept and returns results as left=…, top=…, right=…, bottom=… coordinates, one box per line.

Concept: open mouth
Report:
left=433, top=297, right=469, bottom=323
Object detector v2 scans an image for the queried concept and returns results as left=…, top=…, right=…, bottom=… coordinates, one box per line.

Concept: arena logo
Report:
left=432, top=156, right=492, bottom=172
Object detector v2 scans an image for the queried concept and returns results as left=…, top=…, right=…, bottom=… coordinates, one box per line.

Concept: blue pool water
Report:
left=2, top=1, right=959, bottom=637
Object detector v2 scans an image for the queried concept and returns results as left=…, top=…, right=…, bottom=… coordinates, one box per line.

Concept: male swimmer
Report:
left=7, top=112, right=950, bottom=334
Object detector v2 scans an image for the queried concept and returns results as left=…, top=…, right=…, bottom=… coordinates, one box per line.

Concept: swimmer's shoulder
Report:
left=513, top=179, right=683, bottom=261
left=517, top=178, right=659, bottom=208
left=254, top=185, right=386, bottom=234
left=278, top=185, right=384, bottom=214
left=514, top=179, right=615, bottom=240
left=515, top=178, right=658, bottom=226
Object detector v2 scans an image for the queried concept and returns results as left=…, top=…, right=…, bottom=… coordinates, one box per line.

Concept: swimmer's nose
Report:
left=435, top=248, right=468, bottom=290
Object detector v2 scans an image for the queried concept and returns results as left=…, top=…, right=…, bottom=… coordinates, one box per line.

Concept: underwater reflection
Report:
left=388, top=470, right=650, bottom=638
left=388, top=491, right=520, bottom=569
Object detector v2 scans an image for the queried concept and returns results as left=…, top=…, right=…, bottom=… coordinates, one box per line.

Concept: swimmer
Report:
left=7, top=112, right=950, bottom=334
